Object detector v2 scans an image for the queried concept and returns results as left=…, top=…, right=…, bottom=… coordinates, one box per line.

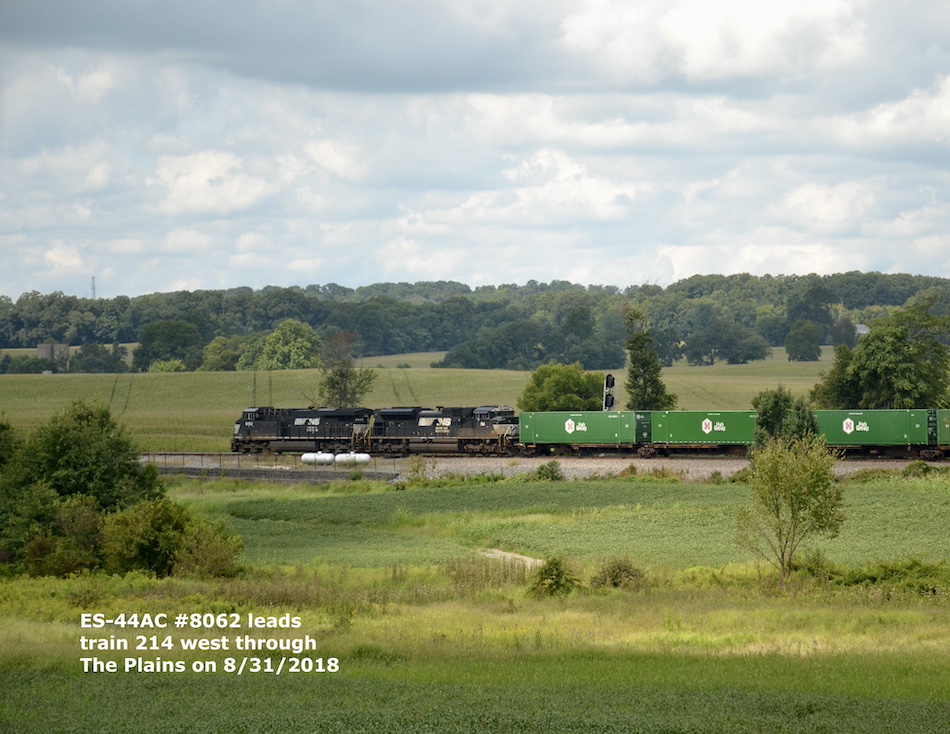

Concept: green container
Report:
left=940, top=410, right=950, bottom=447
left=815, top=410, right=930, bottom=446
left=519, top=411, right=637, bottom=446
left=635, top=412, right=653, bottom=444
left=650, top=411, right=757, bottom=445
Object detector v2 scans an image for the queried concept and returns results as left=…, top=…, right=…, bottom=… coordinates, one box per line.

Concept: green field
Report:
left=0, top=348, right=832, bottom=452
left=2, top=470, right=949, bottom=733
left=4, top=351, right=948, bottom=732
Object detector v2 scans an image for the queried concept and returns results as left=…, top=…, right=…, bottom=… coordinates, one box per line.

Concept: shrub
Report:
left=173, top=517, right=244, bottom=578
left=535, top=460, right=564, bottom=481
left=101, top=499, right=189, bottom=577
left=529, top=556, right=581, bottom=597
left=22, top=494, right=102, bottom=577
left=591, top=558, right=646, bottom=590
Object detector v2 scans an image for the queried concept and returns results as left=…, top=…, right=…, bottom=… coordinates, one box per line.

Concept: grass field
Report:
left=2, top=470, right=949, bottom=732
left=0, top=348, right=832, bottom=452
left=4, top=350, right=948, bottom=732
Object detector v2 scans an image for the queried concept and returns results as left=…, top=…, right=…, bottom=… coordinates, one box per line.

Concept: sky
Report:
left=2, top=0, right=950, bottom=300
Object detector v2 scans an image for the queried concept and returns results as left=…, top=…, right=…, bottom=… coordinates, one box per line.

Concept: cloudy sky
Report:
left=2, top=1, right=950, bottom=299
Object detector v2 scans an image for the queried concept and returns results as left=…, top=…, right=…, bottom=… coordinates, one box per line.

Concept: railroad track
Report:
left=143, top=453, right=919, bottom=483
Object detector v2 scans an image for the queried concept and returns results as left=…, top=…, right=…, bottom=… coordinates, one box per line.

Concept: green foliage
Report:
left=0, top=401, right=163, bottom=513
left=101, top=498, right=189, bottom=576
left=147, top=358, right=186, bottom=373
left=0, top=421, right=20, bottom=470
left=0, top=402, right=243, bottom=578
left=784, top=319, right=823, bottom=361
left=171, top=516, right=244, bottom=578
left=517, top=362, right=603, bottom=412
left=316, top=331, right=377, bottom=407
left=254, top=319, right=322, bottom=371
left=828, top=315, right=858, bottom=347
left=682, top=304, right=772, bottom=366
left=623, top=305, right=677, bottom=410
left=809, top=345, right=862, bottom=408
left=529, top=556, right=582, bottom=597
left=3, top=355, right=58, bottom=374
left=534, top=460, right=564, bottom=481
left=68, top=342, right=129, bottom=374
left=811, top=300, right=950, bottom=408
left=797, top=555, right=950, bottom=595
left=22, top=494, right=102, bottom=576
left=787, top=282, right=835, bottom=333
left=132, top=319, right=204, bottom=371
left=735, top=435, right=843, bottom=579
left=751, top=385, right=818, bottom=446
left=590, top=558, right=645, bottom=590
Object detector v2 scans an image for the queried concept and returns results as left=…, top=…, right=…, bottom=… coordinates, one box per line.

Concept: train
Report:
left=232, top=405, right=950, bottom=460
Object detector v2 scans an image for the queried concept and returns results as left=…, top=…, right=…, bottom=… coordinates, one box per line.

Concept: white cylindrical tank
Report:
left=334, top=452, right=371, bottom=465
left=301, top=452, right=336, bottom=465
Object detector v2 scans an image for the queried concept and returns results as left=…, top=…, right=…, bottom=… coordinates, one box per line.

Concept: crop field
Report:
left=0, top=348, right=831, bottom=452
left=2, top=469, right=950, bottom=733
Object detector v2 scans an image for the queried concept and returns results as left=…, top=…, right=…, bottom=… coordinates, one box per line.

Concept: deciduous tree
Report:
left=255, top=319, right=321, bottom=371
left=735, top=434, right=842, bottom=580
left=315, top=332, right=377, bottom=407
left=810, top=300, right=950, bottom=408
left=517, top=362, right=603, bottom=412
left=784, top=320, right=823, bottom=361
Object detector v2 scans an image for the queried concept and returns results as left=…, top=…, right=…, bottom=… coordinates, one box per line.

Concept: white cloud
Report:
left=768, top=181, right=877, bottom=235
left=560, top=0, right=867, bottom=84
left=162, top=228, right=213, bottom=254
left=303, top=140, right=366, bottom=181
left=43, top=241, right=85, bottom=272
left=152, top=151, right=273, bottom=216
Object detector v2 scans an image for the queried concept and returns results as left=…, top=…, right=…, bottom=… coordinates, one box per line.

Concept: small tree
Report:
left=751, top=386, right=818, bottom=446
left=316, top=332, right=377, bottom=407
left=517, top=362, right=603, bottom=412
left=624, top=305, right=676, bottom=410
left=735, top=435, right=843, bottom=580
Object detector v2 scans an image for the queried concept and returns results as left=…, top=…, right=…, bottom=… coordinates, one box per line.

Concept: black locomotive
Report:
left=231, top=405, right=519, bottom=455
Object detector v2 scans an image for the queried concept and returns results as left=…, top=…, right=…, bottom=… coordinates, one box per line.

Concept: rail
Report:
left=141, top=452, right=404, bottom=475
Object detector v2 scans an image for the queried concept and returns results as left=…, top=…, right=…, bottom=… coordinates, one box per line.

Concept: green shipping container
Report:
left=519, top=411, right=637, bottom=446
left=816, top=410, right=930, bottom=446
left=940, top=410, right=950, bottom=447
left=650, top=411, right=757, bottom=445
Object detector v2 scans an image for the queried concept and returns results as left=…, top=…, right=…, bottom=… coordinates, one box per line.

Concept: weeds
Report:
left=590, top=558, right=646, bottom=590
left=534, top=460, right=564, bottom=481
left=529, top=556, right=582, bottom=597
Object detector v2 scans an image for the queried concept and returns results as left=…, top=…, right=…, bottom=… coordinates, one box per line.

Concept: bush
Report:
left=529, top=556, right=582, bottom=597
left=173, top=517, right=244, bottom=578
left=22, top=494, right=102, bottom=577
left=535, top=460, right=564, bottom=481
left=793, top=553, right=950, bottom=595
left=591, top=558, right=646, bottom=590
left=101, top=499, right=189, bottom=577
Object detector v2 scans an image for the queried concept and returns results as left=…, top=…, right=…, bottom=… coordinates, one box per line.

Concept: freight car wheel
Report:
left=920, top=449, right=944, bottom=461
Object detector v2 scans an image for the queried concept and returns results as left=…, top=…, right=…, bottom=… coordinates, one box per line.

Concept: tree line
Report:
left=1, top=272, right=949, bottom=376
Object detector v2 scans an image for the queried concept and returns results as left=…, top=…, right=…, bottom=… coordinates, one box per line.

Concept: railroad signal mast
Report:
left=603, top=374, right=616, bottom=411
